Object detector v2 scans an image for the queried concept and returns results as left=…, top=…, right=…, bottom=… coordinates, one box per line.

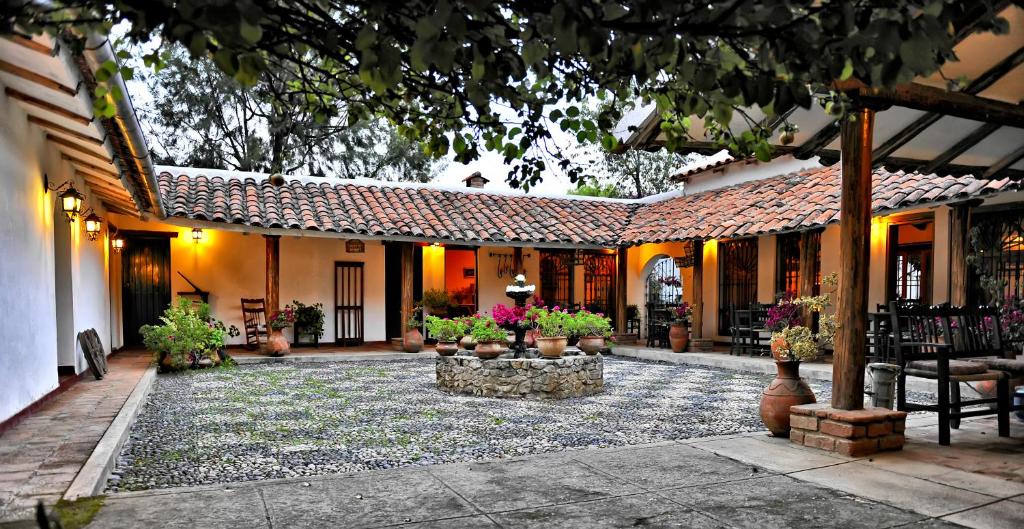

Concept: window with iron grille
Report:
left=719, top=238, right=758, bottom=335
left=886, top=221, right=933, bottom=305
left=775, top=231, right=821, bottom=299
left=539, top=250, right=574, bottom=308
left=583, top=252, right=616, bottom=319
left=645, top=257, right=683, bottom=305
left=969, top=209, right=1024, bottom=304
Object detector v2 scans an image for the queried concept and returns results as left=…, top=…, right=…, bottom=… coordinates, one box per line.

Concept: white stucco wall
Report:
left=0, top=95, right=59, bottom=422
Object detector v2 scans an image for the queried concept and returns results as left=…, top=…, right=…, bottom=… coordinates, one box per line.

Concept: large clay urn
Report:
left=536, top=336, right=567, bottom=358
left=268, top=329, right=290, bottom=356
left=475, top=341, right=505, bottom=359
left=578, top=336, right=604, bottom=355
left=760, top=360, right=816, bottom=437
left=403, top=328, right=424, bottom=353
left=669, top=322, right=689, bottom=353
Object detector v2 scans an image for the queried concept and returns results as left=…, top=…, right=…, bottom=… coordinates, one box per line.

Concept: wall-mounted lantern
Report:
left=58, top=186, right=84, bottom=222
left=191, top=227, right=204, bottom=242
left=111, top=237, right=124, bottom=253
left=84, top=213, right=102, bottom=241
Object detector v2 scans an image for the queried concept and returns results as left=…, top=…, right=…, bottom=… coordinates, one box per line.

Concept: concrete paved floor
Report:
left=86, top=426, right=1023, bottom=529
left=0, top=350, right=151, bottom=522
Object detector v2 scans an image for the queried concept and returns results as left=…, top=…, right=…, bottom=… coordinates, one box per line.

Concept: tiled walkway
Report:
left=0, top=350, right=151, bottom=522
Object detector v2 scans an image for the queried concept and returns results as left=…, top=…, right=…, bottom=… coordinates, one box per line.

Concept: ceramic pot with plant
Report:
left=267, top=305, right=296, bottom=356
left=532, top=307, right=570, bottom=358
left=426, top=315, right=465, bottom=356
left=470, top=316, right=507, bottom=359
left=422, top=288, right=452, bottom=317
left=141, top=298, right=237, bottom=372
left=668, top=302, right=693, bottom=353
left=403, top=306, right=424, bottom=353
left=574, top=310, right=611, bottom=355
left=291, top=299, right=325, bottom=346
left=458, top=315, right=479, bottom=350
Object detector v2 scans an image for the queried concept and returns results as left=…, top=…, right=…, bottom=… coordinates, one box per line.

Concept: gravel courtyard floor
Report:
left=110, top=356, right=839, bottom=492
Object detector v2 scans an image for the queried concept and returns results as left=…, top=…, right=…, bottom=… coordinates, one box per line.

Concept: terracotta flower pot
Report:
left=524, top=329, right=538, bottom=348
left=475, top=340, right=505, bottom=359
left=268, top=329, right=290, bottom=356
left=403, top=328, right=424, bottom=353
left=759, top=360, right=816, bottom=437
left=536, top=336, right=567, bottom=358
left=578, top=336, right=604, bottom=355
left=669, top=322, right=689, bottom=353
left=459, top=334, right=477, bottom=350
left=435, top=341, right=458, bottom=356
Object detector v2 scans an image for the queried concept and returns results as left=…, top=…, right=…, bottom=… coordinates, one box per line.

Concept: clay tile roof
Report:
left=156, top=165, right=1020, bottom=247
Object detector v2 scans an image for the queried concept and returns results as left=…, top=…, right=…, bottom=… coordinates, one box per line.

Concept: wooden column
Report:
left=691, top=239, right=704, bottom=340
left=264, top=235, right=280, bottom=319
left=798, top=230, right=821, bottom=327
left=513, top=247, right=523, bottom=276
left=400, top=242, right=415, bottom=342
left=832, top=106, right=876, bottom=411
left=949, top=204, right=970, bottom=307
left=615, top=246, right=628, bottom=333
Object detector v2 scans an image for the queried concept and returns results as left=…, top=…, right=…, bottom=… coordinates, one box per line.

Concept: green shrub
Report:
left=531, top=307, right=573, bottom=338
left=291, top=300, right=325, bottom=338
left=469, top=316, right=508, bottom=342
left=421, top=289, right=451, bottom=311
left=424, top=315, right=466, bottom=341
left=140, top=298, right=233, bottom=370
left=573, top=310, right=612, bottom=337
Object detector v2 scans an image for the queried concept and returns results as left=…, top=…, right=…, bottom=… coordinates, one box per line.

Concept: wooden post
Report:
left=798, top=230, right=820, bottom=327
left=400, top=242, right=415, bottom=343
left=264, top=235, right=280, bottom=320
left=691, top=239, right=704, bottom=340
left=832, top=106, right=876, bottom=411
left=616, top=246, right=628, bottom=334
left=513, top=246, right=523, bottom=276
left=949, top=204, right=970, bottom=307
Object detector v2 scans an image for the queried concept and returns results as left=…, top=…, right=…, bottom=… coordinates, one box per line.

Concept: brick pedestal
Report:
left=789, top=403, right=906, bottom=457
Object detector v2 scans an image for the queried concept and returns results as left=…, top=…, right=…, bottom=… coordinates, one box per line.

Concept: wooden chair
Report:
left=890, top=303, right=1010, bottom=445
left=241, top=298, right=268, bottom=350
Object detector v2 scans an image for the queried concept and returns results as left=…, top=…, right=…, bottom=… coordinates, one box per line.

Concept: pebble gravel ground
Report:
left=106, top=356, right=891, bottom=492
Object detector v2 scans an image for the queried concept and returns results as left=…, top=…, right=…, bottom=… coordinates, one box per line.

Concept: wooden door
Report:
left=121, top=237, right=171, bottom=346
left=335, top=262, right=365, bottom=345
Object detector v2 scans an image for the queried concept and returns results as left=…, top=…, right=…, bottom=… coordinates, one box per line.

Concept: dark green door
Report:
left=122, top=237, right=171, bottom=346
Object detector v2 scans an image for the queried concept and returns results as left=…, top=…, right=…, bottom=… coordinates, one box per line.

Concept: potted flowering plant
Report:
left=573, top=310, right=612, bottom=355
left=425, top=316, right=465, bottom=356
left=530, top=306, right=572, bottom=358
left=141, top=298, right=236, bottom=371
left=470, top=316, right=508, bottom=359
left=760, top=272, right=838, bottom=437
left=291, top=299, right=325, bottom=347
left=267, top=305, right=296, bottom=356
left=458, top=314, right=480, bottom=350
left=668, top=302, right=692, bottom=353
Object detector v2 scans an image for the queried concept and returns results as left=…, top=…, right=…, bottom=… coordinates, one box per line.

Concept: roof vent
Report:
left=463, top=171, right=489, bottom=188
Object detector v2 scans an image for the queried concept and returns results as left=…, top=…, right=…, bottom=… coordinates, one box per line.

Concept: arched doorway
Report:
left=643, top=256, right=682, bottom=346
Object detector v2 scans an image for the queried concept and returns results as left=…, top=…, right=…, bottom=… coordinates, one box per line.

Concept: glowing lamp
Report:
left=84, top=213, right=102, bottom=241
left=111, top=238, right=124, bottom=252
left=59, top=186, right=83, bottom=222
left=191, top=227, right=204, bottom=242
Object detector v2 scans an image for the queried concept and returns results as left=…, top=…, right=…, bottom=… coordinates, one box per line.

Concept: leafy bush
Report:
left=421, top=289, right=451, bottom=311
left=140, top=298, right=233, bottom=370
left=573, top=310, right=612, bottom=337
left=469, top=316, right=508, bottom=342
left=529, top=307, right=573, bottom=338
left=425, top=315, right=467, bottom=342
left=269, top=305, right=296, bottom=330
left=291, top=300, right=325, bottom=338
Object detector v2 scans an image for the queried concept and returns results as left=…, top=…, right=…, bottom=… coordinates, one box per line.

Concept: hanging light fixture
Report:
left=59, top=186, right=84, bottom=222
left=192, top=227, right=204, bottom=242
left=674, top=240, right=696, bottom=269
left=111, top=237, right=124, bottom=253
left=83, top=213, right=102, bottom=241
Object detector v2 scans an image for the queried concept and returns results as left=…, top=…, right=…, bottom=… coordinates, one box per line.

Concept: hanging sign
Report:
left=345, top=239, right=365, bottom=253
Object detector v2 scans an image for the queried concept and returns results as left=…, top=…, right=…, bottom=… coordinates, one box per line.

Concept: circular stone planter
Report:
left=436, top=355, right=604, bottom=399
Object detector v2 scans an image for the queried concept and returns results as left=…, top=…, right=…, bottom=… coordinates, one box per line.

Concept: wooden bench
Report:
left=890, top=303, right=1011, bottom=446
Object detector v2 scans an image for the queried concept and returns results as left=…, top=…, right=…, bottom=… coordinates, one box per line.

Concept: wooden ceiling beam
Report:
left=4, top=35, right=53, bottom=55
left=5, top=87, right=91, bottom=126
left=79, top=173, right=130, bottom=196
left=843, top=81, right=1024, bottom=129
left=27, top=115, right=103, bottom=146
left=89, top=187, right=135, bottom=207
left=0, top=59, right=77, bottom=96
left=61, top=153, right=117, bottom=178
left=869, top=46, right=1024, bottom=163
left=101, top=202, right=139, bottom=216
left=48, top=134, right=112, bottom=164
left=919, top=123, right=1002, bottom=175
left=982, top=144, right=1024, bottom=179
left=793, top=120, right=840, bottom=160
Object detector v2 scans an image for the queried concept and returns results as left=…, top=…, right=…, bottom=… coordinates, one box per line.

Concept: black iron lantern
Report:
left=674, top=240, right=696, bottom=269
left=111, top=237, right=124, bottom=253
left=59, top=186, right=83, bottom=222
left=191, top=227, right=204, bottom=242
left=84, top=213, right=102, bottom=241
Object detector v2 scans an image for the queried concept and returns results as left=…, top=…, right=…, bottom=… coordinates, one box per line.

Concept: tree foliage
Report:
left=4, top=1, right=1009, bottom=188
left=142, top=45, right=442, bottom=180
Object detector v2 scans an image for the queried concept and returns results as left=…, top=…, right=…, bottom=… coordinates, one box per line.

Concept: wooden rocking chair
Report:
left=241, top=298, right=268, bottom=350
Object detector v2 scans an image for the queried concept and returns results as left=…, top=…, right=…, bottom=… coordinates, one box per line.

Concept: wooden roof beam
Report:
left=27, top=115, right=103, bottom=146
left=5, top=87, right=91, bottom=126
left=793, top=120, right=840, bottom=160
left=61, top=153, right=117, bottom=178
left=0, top=59, right=78, bottom=96
left=840, top=81, right=1024, bottom=129
left=982, top=144, right=1024, bottom=179
left=48, top=134, right=112, bottom=164
left=79, top=173, right=130, bottom=196
left=4, top=35, right=53, bottom=55
left=101, top=202, right=140, bottom=216
left=869, top=46, right=1024, bottom=163
left=920, top=122, right=1002, bottom=175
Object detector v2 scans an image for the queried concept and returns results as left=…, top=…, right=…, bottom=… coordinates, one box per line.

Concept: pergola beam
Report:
left=793, top=120, right=840, bottom=160
left=981, top=144, right=1024, bottom=179
left=5, top=87, right=91, bottom=126
left=920, top=123, right=1002, bottom=175
left=48, top=134, right=112, bottom=164
left=837, top=81, right=1024, bottom=129
left=61, top=153, right=117, bottom=178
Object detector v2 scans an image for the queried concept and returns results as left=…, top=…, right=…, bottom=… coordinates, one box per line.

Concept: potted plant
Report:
left=425, top=315, right=465, bottom=356
left=760, top=273, right=838, bottom=436
left=668, top=302, right=692, bottom=353
left=422, top=288, right=451, bottom=317
left=532, top=307, right=571, bottom=358
left=403, top=305, right=424, bottom=353
left=458, top=315, right=479, bottom=350
left=267, top=305, right=296, bottom=356
left=470, top=316, right=508, bottom=359
left=141, top=298, right=235, bottom=371
left=291, top=300, right=324, bottom=347
left=574, top=310, right=612, bottom=355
